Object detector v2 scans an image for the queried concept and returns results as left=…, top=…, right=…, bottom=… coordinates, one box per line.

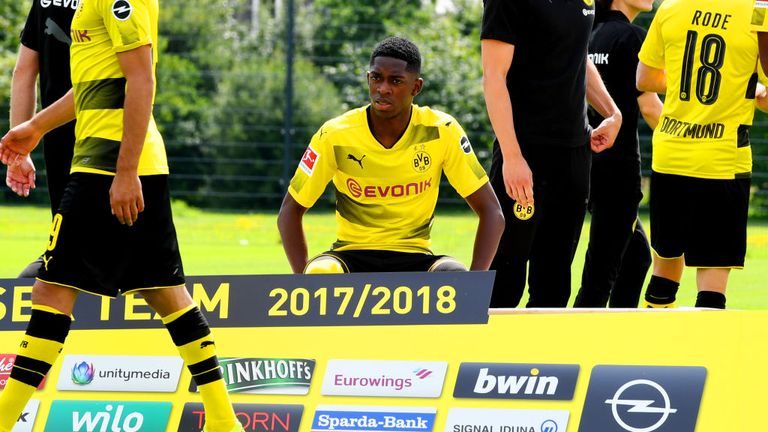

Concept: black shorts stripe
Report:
left=188, top=356, right=220, bottom=376
left=737, top=125, right=751, bottom=148
left=192, top=367, right=224, bottom=386
left=10, top=366, right=45, bottom=387
left=164, top=308, right=211, bottom=347
left=13, top=355, right=52, bottom=375
left=26, top=310, right=71, bottom=343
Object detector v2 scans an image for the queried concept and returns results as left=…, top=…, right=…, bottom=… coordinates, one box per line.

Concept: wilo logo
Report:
left=454, top=363, right=579, bottom=400
left=45, top=400, right=172, bottom=432
left=57, top=355, right=183, bottom=392
left=322, top=359, right=448, bottom=398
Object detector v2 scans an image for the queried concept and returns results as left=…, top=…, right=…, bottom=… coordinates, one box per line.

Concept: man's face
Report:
left=367, top=56, right=423, bottom=120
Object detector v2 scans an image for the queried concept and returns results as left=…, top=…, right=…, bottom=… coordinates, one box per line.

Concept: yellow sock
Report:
left=163, top=306, right=239, bottom=432
left=0, top=306, right=70, bottom=431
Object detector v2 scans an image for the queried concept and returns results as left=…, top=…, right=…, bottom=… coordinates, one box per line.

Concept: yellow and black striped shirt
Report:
left=289, top=105, right=488, bottom=253
left=69, top=0, right=167, bottom=175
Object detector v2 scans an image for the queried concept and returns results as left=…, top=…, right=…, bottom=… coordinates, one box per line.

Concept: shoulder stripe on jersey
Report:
left=75, top=78, right=127, bottom=111
left=409, top=125, right=440, bottom=146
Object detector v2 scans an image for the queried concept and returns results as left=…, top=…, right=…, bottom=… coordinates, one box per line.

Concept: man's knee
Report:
left=305, top=256, right=346, bottom=274
left=429, top=257, right=467, bottom=272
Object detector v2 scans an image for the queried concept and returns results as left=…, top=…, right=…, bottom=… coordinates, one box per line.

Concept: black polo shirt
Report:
left=588, top=10, right=646, bottom=162
left=481, top=0, right=594, bottom=149
left=20, top=0, right=77, bottom=213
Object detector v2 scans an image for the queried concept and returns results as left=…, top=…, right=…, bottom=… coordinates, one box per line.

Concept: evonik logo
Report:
left=454, top=363, right=580, bottom=400
left=346, top=178, right=432, bottom=199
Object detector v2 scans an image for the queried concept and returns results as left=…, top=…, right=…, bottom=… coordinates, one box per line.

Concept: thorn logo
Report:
left=605, top=379, right=678, bottom=432
left=414, top=369, right=432, bottom=379
left=111, top=0, right=133, bottom=21
left=299, top=146, right=319, bottom=175
left=72, top=361, right=95, bottom=385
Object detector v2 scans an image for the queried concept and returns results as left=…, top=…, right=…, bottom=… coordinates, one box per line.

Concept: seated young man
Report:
left=277, top=37, right=504, bottom=274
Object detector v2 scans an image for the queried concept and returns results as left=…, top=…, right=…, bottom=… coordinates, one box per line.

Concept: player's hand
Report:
left=0, top=120, right=43, bottom=165
left=110, top=171, right=144, bottom=226
left=591, top=113, right=622, bottom=153
left=502, top=153, right=534, bottom=207
left=5, top=155, right=36, bottom=197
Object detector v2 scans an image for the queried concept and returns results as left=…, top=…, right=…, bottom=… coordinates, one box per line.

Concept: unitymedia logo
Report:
left=71, top=361, right=95, bottom=385
left=58, top=355, right=183, bottom=392
left=189, top=358, right=315, bottom=395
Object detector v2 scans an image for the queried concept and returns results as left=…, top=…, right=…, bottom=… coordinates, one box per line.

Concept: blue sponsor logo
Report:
left=45, top=400, right=171, bottom=432
left=312, top=408, right=435, bottom=432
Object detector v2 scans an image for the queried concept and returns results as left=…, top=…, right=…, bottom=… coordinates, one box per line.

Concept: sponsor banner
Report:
left=45, top=400, right=172, bottom=432
left=179, top=402, right=303, bottom=432
left=56, top=355, right=183, bottom=392
left=578, top=365, right=707, bottom=432
left=0, top=273, right=493, bottom=330
left=322, top=360, right=448, bottom=398
left=453, top=363, right=579, bottom=400
left=312, top=405, right=436, bottom=432
left=189, top=357, right=315, bottom=395
left=13, top=400, right=40, bottom=432
left=444, top=408, right=569, bottom=432
left=0, top=354, right=46, bottom=390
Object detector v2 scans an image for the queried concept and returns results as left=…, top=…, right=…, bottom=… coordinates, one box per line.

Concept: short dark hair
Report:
left=370, top=36, right=421, bottom=74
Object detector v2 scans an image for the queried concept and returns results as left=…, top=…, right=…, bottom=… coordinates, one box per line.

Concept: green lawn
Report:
left=1, top=203, right=767, bottom=309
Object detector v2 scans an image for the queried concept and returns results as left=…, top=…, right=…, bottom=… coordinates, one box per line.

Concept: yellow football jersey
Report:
left=639, top=0, right=758, bottom=179
left=289, top=105, right=488, bottom=253
left=69, top=0, right=168, bottom=176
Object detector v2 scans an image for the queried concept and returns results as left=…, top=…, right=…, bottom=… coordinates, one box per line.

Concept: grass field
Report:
left=1, top=202, right=767, bottom=309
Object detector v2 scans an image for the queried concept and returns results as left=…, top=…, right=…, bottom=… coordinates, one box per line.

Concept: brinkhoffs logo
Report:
left=188, top=358, right=315, bottom=395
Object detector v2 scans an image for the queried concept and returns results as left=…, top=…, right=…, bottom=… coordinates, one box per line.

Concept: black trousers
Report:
left=574, top=159, right=651, bottom=308
left=489, top=142, right=591, bottom=308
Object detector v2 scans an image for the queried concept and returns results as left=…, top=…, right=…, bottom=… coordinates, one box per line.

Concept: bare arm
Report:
left=756, top=83, right=768, bottom=112
left=759, top=33, right=768, bottom=76
left=637, top=62, right=666, bottom=94
left=586, top=61, right=622, bottom=153
left=481, top=39, right=533, bottom=206
left=277, top=193, right=310, bottom=273
left=111, top=44, right=154, bottom=226
left=637, top=92, right=663, bottom=129
left=463, top=183, right=505, bottom=271
left=6, top=44, right=40, bottom=196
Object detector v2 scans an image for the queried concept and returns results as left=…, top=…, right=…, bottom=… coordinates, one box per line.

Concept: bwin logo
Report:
left=73, top=405, right=144, bottom=432
left=473, top=367, right=558, bottom=395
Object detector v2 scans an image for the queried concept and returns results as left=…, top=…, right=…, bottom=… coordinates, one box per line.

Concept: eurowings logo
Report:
left=578, top=365, right=706, bottom=432
left=322, top=360, right=447, bottom=398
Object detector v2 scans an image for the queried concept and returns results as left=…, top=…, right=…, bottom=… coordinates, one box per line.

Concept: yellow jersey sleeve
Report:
left=288, top=126, right=337, bottom=208
left=638, top=4, right=667, bottom=69
left=101, top=0, right=153, bottom=52
left=440, top=118, right=488, bottom=198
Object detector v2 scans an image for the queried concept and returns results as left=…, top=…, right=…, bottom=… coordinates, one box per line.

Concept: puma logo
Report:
left=347, top=153, right=366, bottom=169
left=42, top=255, right=53, bottom=271
left=200, top=341, right=215, bottom=349
left=45, top=18, right=72, bottom=45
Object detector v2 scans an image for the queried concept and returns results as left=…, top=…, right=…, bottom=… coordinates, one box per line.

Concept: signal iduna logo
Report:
left=453, top=363, right=580, bottom=400
left=321, top=359, right=447, bottom=398
left=45, top=400, right=172, bottom=432
left=445, top=408, right=569, bottom=432
left=312, top=405, right=436, bottom=432
left=179, top=402, right=303, bottom=432
left=57, top=355, right=183, bottom=392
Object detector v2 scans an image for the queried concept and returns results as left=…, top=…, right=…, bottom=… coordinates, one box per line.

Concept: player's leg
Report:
left=528, top=144, right=590, bottom=307
left=695, top=268, right=729, bottom=308
left=304, top=253, right=348, bottom=273
left=0, top=282, right=77, bottom=431
left=644, top=172, right=685, bottom=308
left=428, top=256, right=468, bottom=272
left=140, top=287, right=241, bottom=432
left=609, top=220, right=651, bottom=308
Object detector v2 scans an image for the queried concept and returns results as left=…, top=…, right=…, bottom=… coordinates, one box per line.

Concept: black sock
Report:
left=645, top=275, right=679, bottom=305
left=695, top=291, right=726, bottom=309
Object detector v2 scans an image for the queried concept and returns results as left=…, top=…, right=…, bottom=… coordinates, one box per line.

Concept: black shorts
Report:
left=650, top=171, right=750, bottom=268
left=311, top=250, right=457, bottom=273
left=37, top=173, right=185, bottom=297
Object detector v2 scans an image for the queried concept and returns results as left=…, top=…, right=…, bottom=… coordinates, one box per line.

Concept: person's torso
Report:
left=644, top=0, right=757, bottom=179
left=69, top=0, right=167, bottom=176
left=289, top=106, right=487, bottom=253
left=589, top=11, right=644, bottom=162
